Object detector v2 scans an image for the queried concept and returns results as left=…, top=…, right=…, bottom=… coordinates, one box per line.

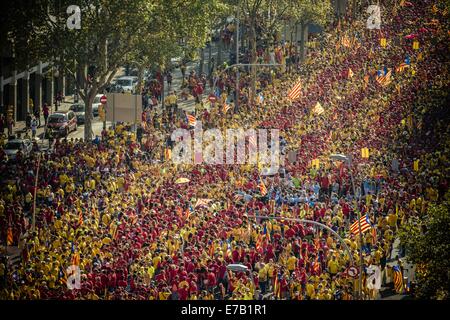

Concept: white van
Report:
left=116, top=76, right=138, bottom=93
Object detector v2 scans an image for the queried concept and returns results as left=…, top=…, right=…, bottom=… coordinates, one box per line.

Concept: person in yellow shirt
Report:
left=287, top=255, right=297, bottom=273
left=327, top=256, right=339, bottom=276
left=257, top=263, right=268, bottom=294
left=306, top=280, right=315, bottom=299
left=387, top=212, right=398, bottom=230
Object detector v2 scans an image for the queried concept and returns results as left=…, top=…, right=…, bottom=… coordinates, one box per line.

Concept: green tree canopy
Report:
left=399, top=196, right=450, bottom=299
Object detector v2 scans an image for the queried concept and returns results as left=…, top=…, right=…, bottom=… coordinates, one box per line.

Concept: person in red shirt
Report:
left=206, top=271, right=217, bottom=293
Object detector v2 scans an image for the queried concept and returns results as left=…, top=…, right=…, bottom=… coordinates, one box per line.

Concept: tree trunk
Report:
left=207, top=44, right=212, bottom=77
left=199, top=47, right=205, bottom=75
left=250, top=23, right=257, bottom=106
left=240, top=25, right=245, bottom=52
left=217, top=36, right=223, bottom=66
left=137, top=65, right=145, bottom=94
left=300, top=22, right=309, bottom=61
left=83, top=89, right=96, bottom=142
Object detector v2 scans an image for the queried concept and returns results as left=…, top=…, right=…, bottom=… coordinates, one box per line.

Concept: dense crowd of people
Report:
left=0, top=0, right=449, bottom=300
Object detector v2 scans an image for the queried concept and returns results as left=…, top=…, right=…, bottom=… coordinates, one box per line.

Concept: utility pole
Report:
left=235, top=2, right=240, bottom=112
left=32, top=152, right=42, bottom=231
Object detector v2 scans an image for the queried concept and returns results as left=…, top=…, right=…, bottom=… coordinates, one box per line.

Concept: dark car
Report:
left=69, top=103, right=86, bottom=124
left=46, top=111, right=77, bottom=137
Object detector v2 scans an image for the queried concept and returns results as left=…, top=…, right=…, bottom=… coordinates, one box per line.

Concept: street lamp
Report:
left=32, top=151, right=42, bottom=231
left=330, top=153, right=364, bottom=299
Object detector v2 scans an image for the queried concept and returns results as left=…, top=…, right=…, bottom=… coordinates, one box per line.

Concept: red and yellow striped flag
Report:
left=78, top=210, right=83, bottom=226
left=223, top=103, right=231, bottom=114
left=7, top=227, right=13, bottom=246
left=259, top=179, right=268, bottom=196
left=187, top=114, right=197, bottom=127
left=288, top=79, right=302, bottom=101
left=71, top=252, right=80, bottom=266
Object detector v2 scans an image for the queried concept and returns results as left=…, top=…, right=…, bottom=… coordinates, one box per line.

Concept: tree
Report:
left=7, top=0, right=155, bottom=141
left=399, top=197, right=450, bottom=299
left=7, top=0, right=226, bottom=141
left=287, top=0, right=332, bottom=61
left=128, top=0, right=228, bottom=95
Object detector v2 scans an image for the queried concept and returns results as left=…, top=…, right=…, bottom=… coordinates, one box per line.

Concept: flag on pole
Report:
left=393, top=265, right=404, bottom=293
left=273, top=272, right=282, bottom=299
left=78, top=210, right=83, bottom=227
left=350, top=215, right=372, bottom=235
left=187, top=114, right=197, bottom=127
left=288, top=79, right=302, bottom=101
left=259, top=178, right=268, bottom=196
left=223, top=103, right=231, bottom=114
left=71, top=251, right=80, bottom=266
left=396, top=62, right=410, bottom=73
left=7, top=227, right=13, bottom=246
left=371, top=227, right=378, bottom=245
left=313, top=255, right=321, bottom=274
left=376, top=69, right=392, bottom=87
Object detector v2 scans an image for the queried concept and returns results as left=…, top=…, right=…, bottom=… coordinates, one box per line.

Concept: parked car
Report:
left=3, top=139, right=33, bottom=160
left=116, top=76, right=138, bottom=93
left=69, top=103, right=86, bottom=124
left=46, top=110, right=77, bottom=137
